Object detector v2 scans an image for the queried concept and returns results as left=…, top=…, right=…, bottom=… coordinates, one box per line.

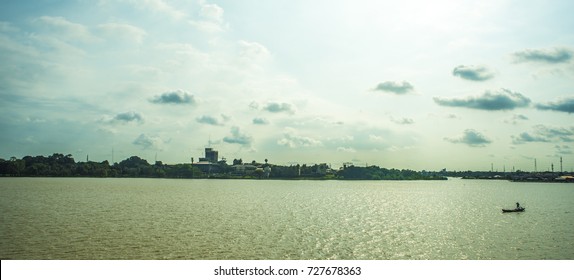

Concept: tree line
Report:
left=0, top=153, right=447, bottom=180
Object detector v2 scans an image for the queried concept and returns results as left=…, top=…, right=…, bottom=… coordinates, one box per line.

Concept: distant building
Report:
left=198, top=148, right=218, bottom=163
left=230, top=164, right=257, bottom=175
left=204, top=148, right=218, bottom=163
left=193, top=147, right=221, bottom=175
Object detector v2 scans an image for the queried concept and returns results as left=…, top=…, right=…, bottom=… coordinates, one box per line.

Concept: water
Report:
left=1, top=177, right=573, bottom=260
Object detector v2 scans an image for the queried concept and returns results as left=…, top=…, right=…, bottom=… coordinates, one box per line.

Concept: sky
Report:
left=1, top=0, right=573, bottom=171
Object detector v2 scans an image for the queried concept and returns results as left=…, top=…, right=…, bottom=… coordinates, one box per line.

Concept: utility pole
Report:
left=561, top=157, right=563, bottom=173
left=534, top=159, right=537, bottom=172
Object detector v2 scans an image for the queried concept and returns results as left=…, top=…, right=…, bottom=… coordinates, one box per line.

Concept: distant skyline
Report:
left=1, top=0, right=573, bottom=171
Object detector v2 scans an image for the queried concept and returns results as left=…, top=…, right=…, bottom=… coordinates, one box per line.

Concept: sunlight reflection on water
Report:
left=1, top=178, right=573, bottom=259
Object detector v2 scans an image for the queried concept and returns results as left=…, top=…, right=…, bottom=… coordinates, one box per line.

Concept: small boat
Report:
left=502, top=207, right=525, bottom=213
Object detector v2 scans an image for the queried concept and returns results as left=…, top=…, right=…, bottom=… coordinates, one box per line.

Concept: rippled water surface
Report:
left=1, top=178, right=573, bottom=259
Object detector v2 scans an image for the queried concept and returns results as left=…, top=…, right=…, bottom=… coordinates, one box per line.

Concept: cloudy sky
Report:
left=1, top=0, right=573, bottom=171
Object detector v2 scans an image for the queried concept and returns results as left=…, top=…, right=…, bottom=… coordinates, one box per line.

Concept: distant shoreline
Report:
left=2, top=153, right=572, bottom=182
left=0, top=174, right=447, bottom=181
left=1, top=176, right=572, bottom=183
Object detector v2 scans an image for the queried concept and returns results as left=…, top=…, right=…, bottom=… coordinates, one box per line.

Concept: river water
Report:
left=0, top=177, right=572, bottom=260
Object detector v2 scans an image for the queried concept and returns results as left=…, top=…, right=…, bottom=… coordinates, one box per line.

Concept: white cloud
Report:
left=196, top=115, right=224, bottom=126
left=150, top=90, right=196, bottom=105
left=374, top=81, right=414, bottom=94
left=104, top=112, right=144, bottom=125
left=504, top=114, right=529, bottom=125
left=249, top=101, right=260, bottom=110
left=133, top=133, right=166, bottom=150
left=156, top=43, right=209, bottom=62
left=391, top=117, right=415, bottom=125
left=513, top=47, right=573, bottom=64
left=130, top=0, right=187, bottom=20
left=369, top=134, right=386, bottom=143
left=445, top=129, right=492, bottom=147
left=262, top=102, right=295, bottom=114
left=536, top=97, right=574, bottom=114
left=277, top=129, right=322, bottom=148
left=189, top=1, right=227, bottom=32
left=512, top=125, right=574, bottom=144
left=239, top=40, right=270, bottom=60
left=98, top=23, right=147, bottom=44
left=34, top=16, right=98, bottom=44
left=452, top=65, right=495, bottom=81
left=434, top=89, right=531, bottom=111
left=0, top=21, right=19, bottom=33
left=126, top=65, right=163, bottom=79
left=223, top=126, right=253, bottom=147
left=200, top=2, right=224, bottom=22
left=252, top=117, right=269, bottom=125
left=337, top=147, right=357, bottom=153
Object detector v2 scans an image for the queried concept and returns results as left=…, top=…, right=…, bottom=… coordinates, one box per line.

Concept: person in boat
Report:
left=516, top=202, right=521, bottom=209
